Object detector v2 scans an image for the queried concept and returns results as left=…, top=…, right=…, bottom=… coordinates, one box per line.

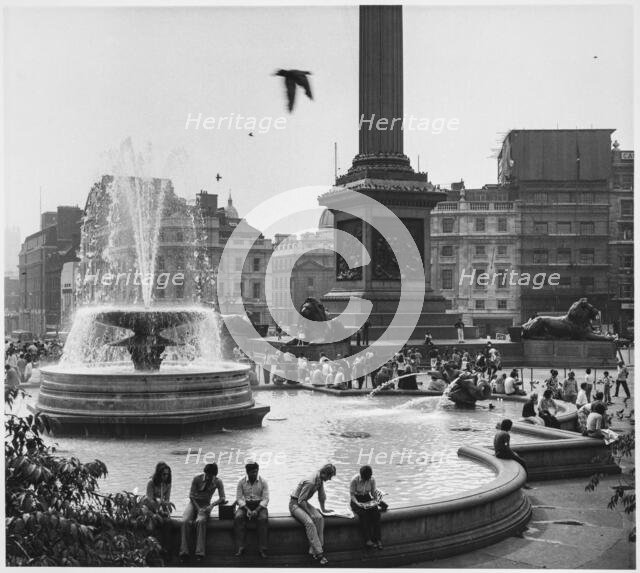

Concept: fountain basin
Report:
left=36, top=362, right=269, bottom=436
left=166, top=446, right=531, bottom=566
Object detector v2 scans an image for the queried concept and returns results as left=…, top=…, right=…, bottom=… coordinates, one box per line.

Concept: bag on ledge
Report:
left=218, top=501, right=237, bottom=520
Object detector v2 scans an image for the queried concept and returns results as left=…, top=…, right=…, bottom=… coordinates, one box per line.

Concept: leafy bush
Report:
left=585, top=431, right=635, bottom=542
left=5, top=387, right=173, bottom=565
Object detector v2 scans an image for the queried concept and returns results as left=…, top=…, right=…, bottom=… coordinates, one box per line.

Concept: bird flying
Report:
left=274, top=69, right=313, bottom=112
left=216, top=173, right=222, bottom=181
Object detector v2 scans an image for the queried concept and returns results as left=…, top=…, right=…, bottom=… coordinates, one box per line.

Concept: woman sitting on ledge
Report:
left=585, top=402, right=607, bottom=439
left=350, top=465, right=383, bottom=550
left=538, top=389, right=565, bottom=429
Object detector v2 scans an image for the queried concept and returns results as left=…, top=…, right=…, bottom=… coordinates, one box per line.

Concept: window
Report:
left=175, top=283, right=184, bottom=299
left=156, top=256, right=165, bottom=270
left=620, top=254, right=633, bottom=268
left=496, top=269, right=509, bottom=289
left=474, top=218, right=486, bottom=232
left=307, top=277, right=314, bottom=287
left=473, top=267, right=487, bottom=289
left=558, top=276, right=572, bottom=288
left=620, top=224, right=633, bottom=240
left=155, top=287, right=165, bottom=299
left=253, top=258, right=261, bottom=272
left=441, top=269, right=453, bottom=290
left=580, top=222, right=594, bottom=235
left=474, top=299, right=485, bottom=310
left=533, top=249, right=548, bottom=264
left=557, top=222, right=571, bottom=234
left=557, top=249, right=571, bottom=265
left=252, top=282, right=261, bottom=299
left=620, top=282, right=633, bottom=298
left=533, top=222, right=548, bottom=235
left=158, top=231, right=165, bottom=242
left=497, top=218, right=507, bottom=232
left=579, top=276, right=594, bottom=289
left=581, top=192, right=594, bottom=204
left=497, top=245, right=508, bottom=258
left=442, top=218, right=454, bottom=233
left=475, top=245, right=486, bottom=256
left=579, top=249, right=595, bottom=265
left=621, top=199, right=633, bottom=218
left=441, top=245, right=454, bottom=257
left=497, top=299, right=508, bottom=310
left=176, top=231, right=184, bottom=242
left=533, top=192, right=547, bottom=203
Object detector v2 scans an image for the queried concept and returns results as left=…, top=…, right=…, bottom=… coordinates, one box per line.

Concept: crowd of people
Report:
left=144, top=461, right=385, bottom=565
left=4, top=338, right=65, bottom=387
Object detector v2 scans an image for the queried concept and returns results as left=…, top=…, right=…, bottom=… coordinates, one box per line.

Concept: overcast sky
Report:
left=4, top=2, right=634, bottom=242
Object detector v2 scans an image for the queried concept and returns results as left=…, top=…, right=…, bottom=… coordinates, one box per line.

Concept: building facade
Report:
left=498, top=129, right=620, bottom=323
left=430, top=184, right=522, bottom=337
left=18, top=207, right=83, bottom=336
left=608, top=142, right=634, bottom=336
left=270, top=229, right=335, bottom=326
left=4, top=276, right=20, bottom=335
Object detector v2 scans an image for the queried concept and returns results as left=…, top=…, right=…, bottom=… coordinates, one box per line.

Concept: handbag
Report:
left=218, top=501, right=237, bottom=520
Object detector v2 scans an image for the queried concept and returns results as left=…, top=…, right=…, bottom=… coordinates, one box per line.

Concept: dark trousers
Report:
left=362, top=329, right=369, bottom=345
left=234, top=506, right=268, bottom=550
left=357, top=376, right=365, bottom=389
left=496, top=449, right=528, bottom=474
left=350, top=502, right=381, bottom=543
left=263, top=369, right=270, bottom=384
left=614, top=379, right=631, bottom=398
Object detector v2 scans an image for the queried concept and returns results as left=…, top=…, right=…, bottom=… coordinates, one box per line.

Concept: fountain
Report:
left=35, top=142, right=269, bottom=436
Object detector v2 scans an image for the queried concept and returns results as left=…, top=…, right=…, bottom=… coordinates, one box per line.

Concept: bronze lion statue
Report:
left=521, top=298, right=615, bottom=341
left=288, top=297, right=347, bottom=344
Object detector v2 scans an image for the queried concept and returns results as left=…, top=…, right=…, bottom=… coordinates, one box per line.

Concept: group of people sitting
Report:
left=261, top=346, right=424, bottom=390
left=146, top=461, right=385, bottom=566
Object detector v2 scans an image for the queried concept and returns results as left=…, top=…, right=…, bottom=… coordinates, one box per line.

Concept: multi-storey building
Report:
left=498, top=129, right=615, bottom=322
left=430, top=183, right=522, bottom=337
left=18, top=207, right=83, bottom=335
left=608, top=141, right=634, bottom=336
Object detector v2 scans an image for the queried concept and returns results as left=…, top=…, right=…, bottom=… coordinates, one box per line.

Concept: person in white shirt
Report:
left=584, top=368, right=595, bottom=401
left=504, top=370, right=525, bottom=395
left=575, top=383, right=589, bottom=409
left=234, top=462, right=269, bottom=558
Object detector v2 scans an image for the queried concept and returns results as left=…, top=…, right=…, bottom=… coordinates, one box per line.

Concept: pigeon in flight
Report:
left=248, top=132, right=254, bottom=137
left=216, top=173, right=222, bottom=181
left=274, top=69, right=313, bottom=112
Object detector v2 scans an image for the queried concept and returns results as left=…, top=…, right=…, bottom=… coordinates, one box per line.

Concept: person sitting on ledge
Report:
left=350, top=465, right=383, bottom=550
left=494, top=419, right=529, bottom=479
left=585, top=402, right=607, bottom=439
left=180, top=463, right=226, bottom=562
left=576, top=383, right=589, bottom=409
left=538, top=389, right=565, bottom=429
left=504, top=370, right=525, bottom=396
left=521, top=393, right=544, bottom=426
left=234, top=462, right=269, bottom=559
left=289, top=463, right=336, bottom=566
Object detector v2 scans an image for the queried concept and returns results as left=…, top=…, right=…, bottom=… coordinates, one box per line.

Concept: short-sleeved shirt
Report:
left=290, top=471, right=325, bottom=505
left=350, top=474, right=377, bottom=501
left=236, top=475, right=269, bottom=508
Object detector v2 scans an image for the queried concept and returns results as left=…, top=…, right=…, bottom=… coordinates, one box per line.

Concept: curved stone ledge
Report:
left=166, top=446, right=531, bottom=566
